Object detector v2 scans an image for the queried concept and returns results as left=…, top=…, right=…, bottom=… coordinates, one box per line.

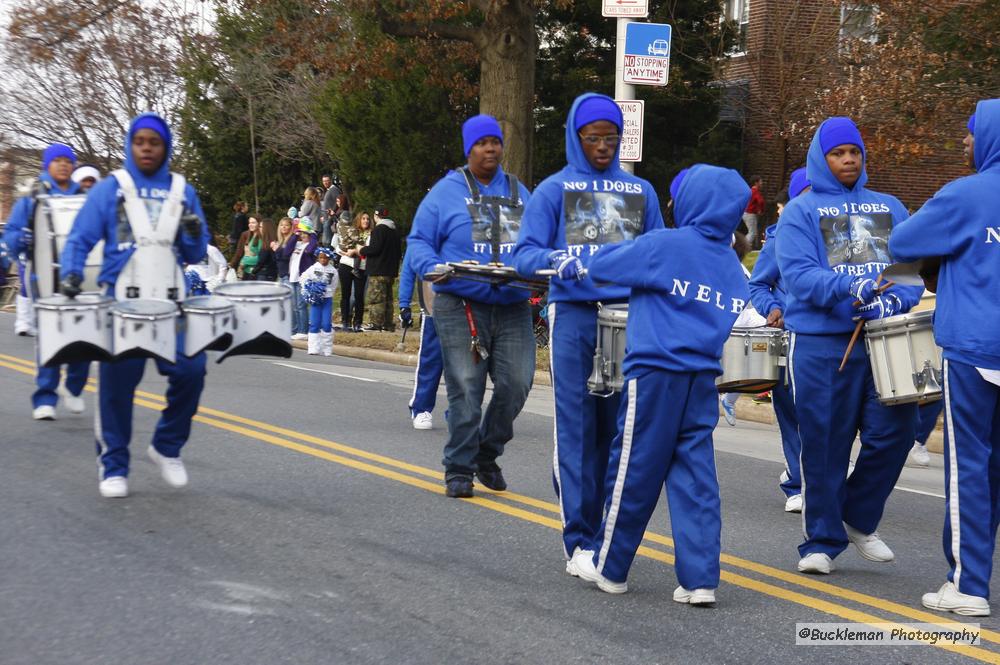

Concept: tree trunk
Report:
left=476, top=1, right=536, bottom=184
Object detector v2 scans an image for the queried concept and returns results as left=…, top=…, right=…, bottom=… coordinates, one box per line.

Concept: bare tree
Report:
left=0, top=0, right=192, bottom=171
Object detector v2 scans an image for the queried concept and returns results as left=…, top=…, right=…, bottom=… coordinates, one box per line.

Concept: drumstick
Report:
left=838, top=278, right=895, bottom=372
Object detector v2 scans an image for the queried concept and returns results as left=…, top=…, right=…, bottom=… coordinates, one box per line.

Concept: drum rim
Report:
left=35, top=294, right=114, bottom=310
left=729, top=325, right=784, bottom=336
left=182, top=296, right=236, bottom=313
left=214, top=283, right=292, bottom=299
left=863, top=309, right=934, bottom=333
left=112, top=300, right=179, bottom=318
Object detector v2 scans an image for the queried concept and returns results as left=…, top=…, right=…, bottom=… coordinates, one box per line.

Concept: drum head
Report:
left=35, top=293, right=112, bottom=310
left=182, top=295, right=235, bottom=313
left=215, top=282, right=290, bottom=299
left=113, top=299, right=178, bottom=317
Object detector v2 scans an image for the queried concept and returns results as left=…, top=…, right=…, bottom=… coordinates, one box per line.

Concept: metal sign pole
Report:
left=614, top=17, right=636, bottom=174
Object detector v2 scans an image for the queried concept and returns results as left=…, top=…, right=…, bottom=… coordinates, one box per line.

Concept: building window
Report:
left=724, top=0, right=749, bottom=54
left=840, top=3, right=878, bottom=44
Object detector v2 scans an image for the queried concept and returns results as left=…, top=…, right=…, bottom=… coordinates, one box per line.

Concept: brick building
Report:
left=719, top=0, right=970, bottom=217
left=0, top=148, right=41, bottom=222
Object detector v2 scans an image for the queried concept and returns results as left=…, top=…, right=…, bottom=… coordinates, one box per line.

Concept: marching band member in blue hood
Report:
left=406, top=114, right=534, bottom=498
left=2, top=143, right=91, bottom=420
left=891, top=101, right=1000, bottom=617
left=61, top=112, right=210, bottom=499
left=572, top=164, right=749, bottom=605
left=775, top=117, right=922, bottom=575
left=748, top=166, right=809, bottom=513
left=513, top=93, right=663, bottom=574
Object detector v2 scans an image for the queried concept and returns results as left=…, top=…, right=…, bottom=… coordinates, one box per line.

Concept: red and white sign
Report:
left=602, top=0, right=648, bottom=18
left=622, top=54, right=668, bottom=86
left=616, top=99, right=644, bottom=162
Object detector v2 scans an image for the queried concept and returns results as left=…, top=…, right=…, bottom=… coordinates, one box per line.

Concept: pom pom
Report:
left=185, top=269, right=209, bottom=296
left=302, top=278, right=328, bottom=305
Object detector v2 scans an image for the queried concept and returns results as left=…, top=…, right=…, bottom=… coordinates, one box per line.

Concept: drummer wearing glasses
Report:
left=60, top=113, right=210, bottom=499
left=513, top=93, right=663, bottom=577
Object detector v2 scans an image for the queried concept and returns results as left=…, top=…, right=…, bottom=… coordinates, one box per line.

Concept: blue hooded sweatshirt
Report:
left=406, top=162, right=531, bottom=305
left=61, top=113, right=208, bottom=289
left=397, top=245, right=416, bottom=309
left=588, top=164, right=751, bottom=376
left=513, top=93, right=664, bottom=303
left=889, top=98, right=1000, bottom=369
left=2, top=172, right=81, bottom=256
left=748, top=224, right=784, bottom=317
left=775, top=118, right=922, bottom=334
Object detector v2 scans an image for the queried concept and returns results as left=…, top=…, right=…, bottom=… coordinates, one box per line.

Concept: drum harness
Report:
left=456, top=167, right=524, bottom=365
left=111, top=169, right=187, bottom=303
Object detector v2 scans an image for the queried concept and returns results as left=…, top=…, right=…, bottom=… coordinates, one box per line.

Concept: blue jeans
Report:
left=432, top=292, right=535, bottom=478
left=290, top=281, right=308, bottom=334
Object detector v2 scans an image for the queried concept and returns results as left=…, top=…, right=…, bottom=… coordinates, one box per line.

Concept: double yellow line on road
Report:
left=1, top=351, right=996, bottom=662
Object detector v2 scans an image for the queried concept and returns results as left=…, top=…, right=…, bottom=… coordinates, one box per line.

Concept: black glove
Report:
left=400, top=307, right=413, bottom=329
left=61, top=273, right=82, bottom=299
left=181, top=213, right=202, bottom=238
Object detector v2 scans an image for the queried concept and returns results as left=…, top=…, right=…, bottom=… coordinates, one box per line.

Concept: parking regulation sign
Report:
left=622, top=22, right=671, bottom=86
left=616, top=99, right=644, bottom=162
left=602, top=0, right=648, bottom=17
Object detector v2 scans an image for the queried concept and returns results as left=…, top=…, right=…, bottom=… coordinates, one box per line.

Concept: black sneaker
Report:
left=445, top=475, right=474, bottom=498
left=476, top=468, right=507, bottom=492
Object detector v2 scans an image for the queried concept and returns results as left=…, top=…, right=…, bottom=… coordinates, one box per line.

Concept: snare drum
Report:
left=586, top=303, right=628, bottom=394
left=111, top=299, right=179, bottom=363
left=717, top=327, right=784, bottom=393
left=213, top=282, right=293, bottom=361
left=34, top=294, right=113, bottom=367
left=864, top=310, right=942, bottom=405
left=181, top=296, right=235, bottom=357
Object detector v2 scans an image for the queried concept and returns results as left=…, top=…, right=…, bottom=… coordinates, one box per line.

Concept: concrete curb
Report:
left=291, top=339, right=941, bottom=452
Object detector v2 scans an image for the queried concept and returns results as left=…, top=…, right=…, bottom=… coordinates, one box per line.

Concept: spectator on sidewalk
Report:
left=360, top=205, right=402, bottom=332
left=743, top=175, right=765, bottom=248
left=320, top=174, right=342, bottom=245
left=229, top=201, right=249, bottom=251
left=283, top=217, right=318, bottom=340
left=337, top=211, right=370, bottom=332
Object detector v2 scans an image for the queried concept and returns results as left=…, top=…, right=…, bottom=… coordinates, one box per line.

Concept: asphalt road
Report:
left=1, top=311, right=997, bottom=665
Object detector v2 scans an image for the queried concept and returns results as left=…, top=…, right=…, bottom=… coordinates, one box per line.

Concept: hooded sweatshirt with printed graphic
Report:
left=406, top=163, right=531, bottom=305
left=513, top=93, right=664, bottom=303
left=775, top=119, right=922, bottom=334
left=3, top=172, right=81, bottom=256
left=890, top=98, right=1000, bottom=369
left=588, top=164, right=750, bottom=375
left=61, top=113, right=208, bottom=289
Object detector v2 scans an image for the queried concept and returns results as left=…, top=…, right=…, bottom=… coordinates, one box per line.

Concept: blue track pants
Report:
left=409, top=315, right=442, bottom=417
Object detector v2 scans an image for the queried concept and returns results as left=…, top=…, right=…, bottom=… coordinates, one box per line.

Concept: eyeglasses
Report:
left=578, top=133, right=621, bottom=147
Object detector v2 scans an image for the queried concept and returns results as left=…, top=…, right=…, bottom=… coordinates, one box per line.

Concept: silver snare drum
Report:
left=717, top=326, right=784, bottom=393
left=864, top=310, right=942, bottom=405
left=35, top=294, right=114, bottom=367
left=181, top=296, right=235, bottom=357
left=111, top=299, right=179, bottom=363
left=214, top=282, right=293, bottom=362
left=587, top=303, right=628, bottom=394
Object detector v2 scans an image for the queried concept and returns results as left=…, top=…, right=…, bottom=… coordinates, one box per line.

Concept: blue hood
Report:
left=974, top=98, right=1000, bottom=173
left=37, top=171, right=80, bottom=196
left=806, top=117, right=868, bottom=195
left=673, top=164, right=750, bottom=240
left=124, top=112, right=173, bottom=182
left=564, top=93, right=623, bottom=176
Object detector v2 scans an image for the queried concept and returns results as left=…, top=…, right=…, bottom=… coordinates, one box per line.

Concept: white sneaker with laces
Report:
left=32, top=405, right=56, bottom=421
left=58, top=384, right=85, bottom=414
left=719, top=394, right=736, bottom=426
left=673, top=586, right=717, bottom=606
left=797, top=552, right=834, bottom=574
left=922, top=582, right=990, bottom=617
left=565, top=547, right=595, bottom=577
left=291, top=333, right=308, bottom=340
left=784, top=493, right=803, bottom=513
left=844, top=523, right=894, bottom=562
left=909, top=442, right=931, bottom=467
left=147, top=445, right=188, bottom=488
left=574, top=553, right=628, bottom=594
left=412, top=412, right=433, bottom=430
left=99, top=476, right=129, bottom=498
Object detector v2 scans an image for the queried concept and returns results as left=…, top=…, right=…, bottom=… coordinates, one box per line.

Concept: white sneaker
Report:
left=565, top=547, right=595, bottom=577
left=58, top=384, right=85, bottom=414
left=784, top=494, right=803, bottom=513
left=147, top=445, right=188, bottom=488
left=412, top=412, right=433, bottom=430
left=844, top=523, right=894, bottom=562
left=291, top=333, right=308, bottom=340
left=673, top=586, right=717, bottom=606
left=797, top=552, right=834, bottom=574
left=32, top=405, right=56, bottom=421
left=574, top=553, right=628, bottom=594
left=922, top=582, right=990, bottom=617
left=99, top=476, right=129, bottom=498
left=719, top=394, right=736, bottom=426
left=909, top=442, right=931, bottom=467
